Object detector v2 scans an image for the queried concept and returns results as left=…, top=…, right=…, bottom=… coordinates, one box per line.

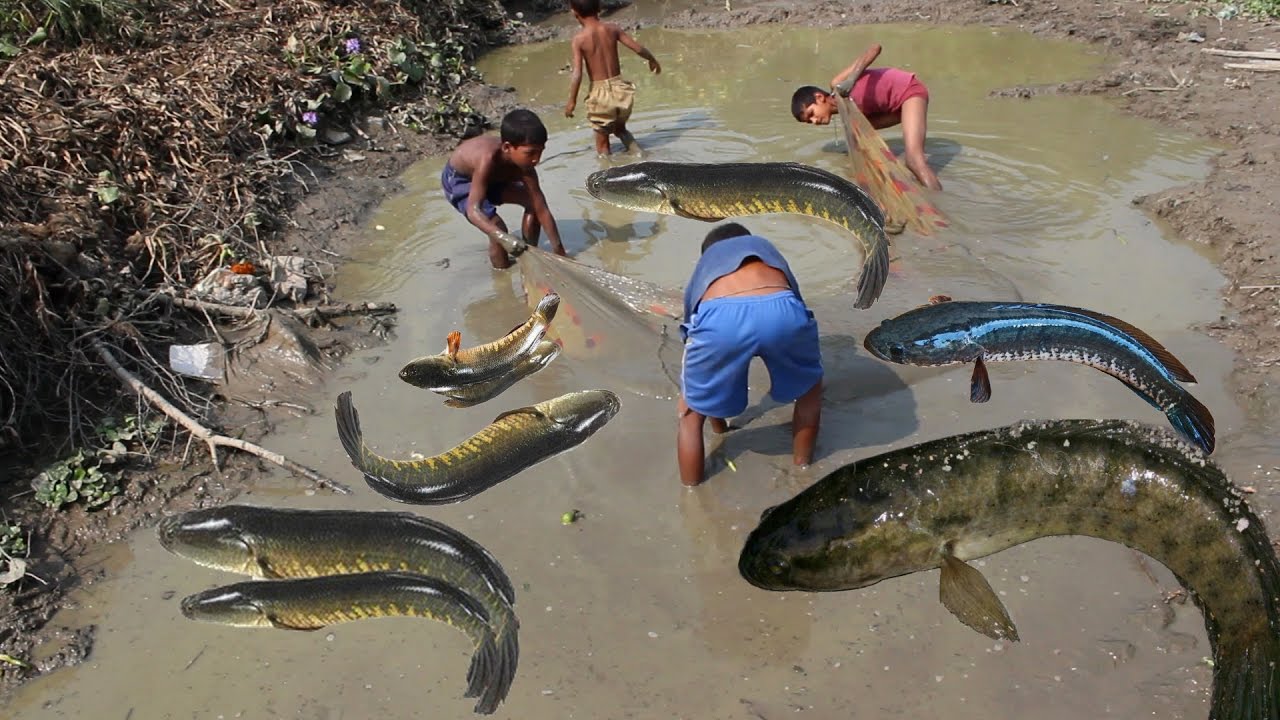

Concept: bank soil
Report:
left=3, top=0, right=1278, bottom=701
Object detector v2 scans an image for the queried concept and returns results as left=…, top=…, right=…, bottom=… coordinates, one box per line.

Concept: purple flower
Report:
left=344, top=38, right=361, bottom=54
left=301, top=111, right=318, bottom=126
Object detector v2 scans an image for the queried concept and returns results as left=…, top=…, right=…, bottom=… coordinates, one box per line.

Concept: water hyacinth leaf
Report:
left=0, top=558, right=26, bottom=585
left=375, top=76, right=391, bottom=98
left=0, top=39, right=19, bottom=57
left=296, top=125, right=316, bottom=139
left=333, top=81, right=352, bottom=103
left=431, top=53, right=442, bottom=67
left=389, top=50, right=406, bottom=65
left=404, top=61, right=425, bottom=82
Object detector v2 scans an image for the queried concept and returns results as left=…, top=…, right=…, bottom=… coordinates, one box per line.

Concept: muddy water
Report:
left=10, top=23, right=1265, bottom=720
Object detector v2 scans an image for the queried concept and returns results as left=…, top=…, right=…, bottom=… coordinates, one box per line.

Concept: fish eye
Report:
left=768, top=554, right=790, bottom=576
left=888, top=343, right=905, bottom=362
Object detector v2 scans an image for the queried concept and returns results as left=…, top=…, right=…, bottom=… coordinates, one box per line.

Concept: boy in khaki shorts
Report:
left=564, top=0, right=661, bottom=157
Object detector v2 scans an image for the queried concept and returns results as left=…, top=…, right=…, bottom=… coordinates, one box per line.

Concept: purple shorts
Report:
left=441, top=163, right=520, bottom=218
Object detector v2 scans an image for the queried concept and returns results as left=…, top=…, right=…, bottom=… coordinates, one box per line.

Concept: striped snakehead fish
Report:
left=158, top=504, right=518, bottom=713
left=741, top=419, right=1280, bottom=720
left=335, top=389, right=621, bottom=504
left=179, top=571, right=501, bottom=714
left=399, top=292, right=559, bottom=392
left=585, top=161, right=889, bottom=309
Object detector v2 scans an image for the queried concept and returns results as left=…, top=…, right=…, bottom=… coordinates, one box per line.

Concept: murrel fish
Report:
left=335, top=389, right=621, bottom=504
left=442, top=340, right=561, bottom=408
left=740, top=419, right=1280, bottom=720
left=180, top=571, right=500, bottom=714
left=399, top=292, right=560, bottom=392
left=585, top=161, right=890, bottom=309
left=862, top=300, right=1215, bottom=453
left=158, top=505, right=518, bottom=714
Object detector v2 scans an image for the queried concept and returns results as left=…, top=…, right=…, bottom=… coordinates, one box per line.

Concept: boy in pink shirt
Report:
left=791, top=44, right=942, bottom=191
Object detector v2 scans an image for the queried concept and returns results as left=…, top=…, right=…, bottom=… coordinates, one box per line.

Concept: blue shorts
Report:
left=441, top=163, right=520, bottom=219
left=681, top=291, right=823, bottom=418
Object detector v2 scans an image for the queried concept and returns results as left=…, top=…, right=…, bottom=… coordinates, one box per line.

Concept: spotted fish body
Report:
left=862, top=301, right=1215, bottom=453
left=739, top=419, right=1280, bottom=720
left=157, top=505, right=518, bottom=714
left=398, top=293, right=560, bottom=392
left=585, top=161, right=890, bottom=309
left=335, top=389, right=621, bottom=505
left=180, top=571, right=501, bottom=711
left=441, top=340, right=561, bottom=408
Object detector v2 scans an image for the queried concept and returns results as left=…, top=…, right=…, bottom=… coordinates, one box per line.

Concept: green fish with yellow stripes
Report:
left=157, top=504, right=519, bottom=714
left=179, top=571, right=501, bottom=714
left=585, top=161, right=890, bottom=309
left=335, top=389, right=620, bottom=504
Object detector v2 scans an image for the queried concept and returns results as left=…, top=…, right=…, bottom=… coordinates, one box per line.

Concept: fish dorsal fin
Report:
left=1058, top=306, right=1197, bottom=383
left=939, top=552, right=1020, bottom=642
left=492, top=406, right=547, bottom=424
left=265, top=611, right=322, bottom=632
left=970, top=357, right=992, bottom=403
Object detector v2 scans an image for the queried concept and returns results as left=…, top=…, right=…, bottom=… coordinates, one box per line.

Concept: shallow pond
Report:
left=12, top=21, right=1272, bottom=720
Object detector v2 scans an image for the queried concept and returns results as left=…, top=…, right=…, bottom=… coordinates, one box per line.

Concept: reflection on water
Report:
left=8, top=21, right=1247, bottom=720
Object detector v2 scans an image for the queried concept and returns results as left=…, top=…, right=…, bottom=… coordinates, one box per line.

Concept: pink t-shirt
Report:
left=846, top=68, right=922, bottom=116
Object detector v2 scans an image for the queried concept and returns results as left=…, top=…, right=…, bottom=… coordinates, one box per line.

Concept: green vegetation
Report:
left=0, top=0, right=141, bottom=49
left=30, top=415, right=166, bottom=510
left=0, top=521, right=28, bottom=586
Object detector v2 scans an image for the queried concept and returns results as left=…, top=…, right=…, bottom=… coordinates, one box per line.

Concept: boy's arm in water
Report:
left=522, top=169, right=567, bottom=256
left=617, top=27, right=661, bottom=74
left=565, top=35, right=585, bottom=117
left=463, top=152, right=506, bottom=240
left=831, top=43, right=882, bottom=95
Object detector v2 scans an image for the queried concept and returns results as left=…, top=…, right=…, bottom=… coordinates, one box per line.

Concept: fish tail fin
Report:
left=473, top=619, right=520, bottom=715
left=334, top=391, right=366, bottom=468
left=853, top=230, right=890, bottom=309
left=1210, top=635, right=1280, bottom=720
left=467, top=630, right=504, bottom=715
left=1165, top=389, right=1216, bottom=455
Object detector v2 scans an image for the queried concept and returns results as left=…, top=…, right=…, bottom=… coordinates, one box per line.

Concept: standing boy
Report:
left=790, top=43, right=942, bottom=191
left=677, top=223, right=824, bottom=487
left=441, top=108, right=567, bottom=269
left=564, top=0, right=662, bottom=157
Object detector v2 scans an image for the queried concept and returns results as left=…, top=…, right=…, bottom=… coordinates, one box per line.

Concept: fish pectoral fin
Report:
left=970, top=357, right=992, bottom=403
left=255, top=555, right=283, bottom=579
left=939, top=553, right=1020, bottom=642
left=264, top=612, right=323, bottom=632
left=668, top=198, right=720, bottom=222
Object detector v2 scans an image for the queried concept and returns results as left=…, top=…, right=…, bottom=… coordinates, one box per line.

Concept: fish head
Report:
left=157, top=507, right=261, bottom=576
left=541, top=389, right=622, bottom=435
left=180, top=586, right=274, bottom=628
left=585, top=164, right=676, bottom=214
left=535, top=292, right=561, bottom=323
left=739, top=463, right=937, bottom=591
left=398, top=356, right=452, bottom=390
left=863, top=306, right=978, bottom=366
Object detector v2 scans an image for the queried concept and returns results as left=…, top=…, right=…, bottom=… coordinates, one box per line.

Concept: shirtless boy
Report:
left=791, top=43, right=942, bottom=191
left=564, top=0, right=661, bottom=157
left=441, top=108, right=567, bottom=269
left=677, top=223, right=824, bottom=487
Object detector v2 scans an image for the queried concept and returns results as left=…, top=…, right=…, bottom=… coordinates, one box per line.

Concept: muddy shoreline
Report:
left=4, top=0, right=1278, bottom=702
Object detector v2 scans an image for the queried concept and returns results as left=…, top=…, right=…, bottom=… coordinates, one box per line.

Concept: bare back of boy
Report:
left=574, top=22, right=625, bottom=81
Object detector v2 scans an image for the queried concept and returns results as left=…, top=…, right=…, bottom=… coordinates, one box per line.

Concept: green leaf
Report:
left=0, top=38, right=20, bottom=58
left=389, top=50, right=406, bottom=65
left=404, top=62, right=424, bottom=82
left=296, top=125, right=317, bottom=139
left=332, top=81, right=352, bottom=103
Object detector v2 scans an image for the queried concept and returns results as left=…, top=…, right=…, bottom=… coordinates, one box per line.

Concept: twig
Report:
left=89, top=337, right=351, bottom=494
left=1241, top=285, right=1280, bottom=290
left=1202, top=48, right=1280, bottom=60
left=145, top=291, right=397, bottom=323
left=1224, top=62, right=1280, bottom=73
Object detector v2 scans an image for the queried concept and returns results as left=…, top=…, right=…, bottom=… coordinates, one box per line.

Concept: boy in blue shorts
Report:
left=677, top=222, right=824, bottom=487
left=441, top=108, right=567, bottom=269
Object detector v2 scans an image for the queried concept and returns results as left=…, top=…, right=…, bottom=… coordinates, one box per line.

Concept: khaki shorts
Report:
left=586, top=76, right=635, bottom=132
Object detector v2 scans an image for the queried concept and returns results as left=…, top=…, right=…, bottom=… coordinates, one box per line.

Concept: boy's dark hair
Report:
left=501, top=109, right=548, bottom=146
left=569, top=0, right=601, bottom=17
left=701, top=222, right=752, bottom=253
left=790, top=85, right=825, bottom=121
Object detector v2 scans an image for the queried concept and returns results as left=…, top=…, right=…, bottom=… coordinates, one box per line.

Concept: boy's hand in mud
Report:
left=648, top=58, right=661, bottom=74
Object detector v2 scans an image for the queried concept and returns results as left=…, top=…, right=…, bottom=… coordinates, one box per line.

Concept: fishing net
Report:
left=515, top=247, right=684, bottom=401
left=835, top=94, right=948, bottom=236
